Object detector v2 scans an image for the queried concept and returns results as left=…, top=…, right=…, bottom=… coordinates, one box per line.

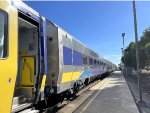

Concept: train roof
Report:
left=10, top=0, right=41, bottom=21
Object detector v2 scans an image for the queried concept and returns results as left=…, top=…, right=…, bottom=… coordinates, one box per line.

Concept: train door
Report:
left=11, top=13, right=40, bottom=112
left=0, top=1, right=18, bottom=113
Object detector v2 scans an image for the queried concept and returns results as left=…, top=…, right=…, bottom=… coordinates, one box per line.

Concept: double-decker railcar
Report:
left=45, top=20, right=115, bottom=105
left=0, top=0, right=116, bottom=113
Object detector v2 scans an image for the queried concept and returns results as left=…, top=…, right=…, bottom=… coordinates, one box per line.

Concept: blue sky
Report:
left=25, top=1, right=150, bottom=65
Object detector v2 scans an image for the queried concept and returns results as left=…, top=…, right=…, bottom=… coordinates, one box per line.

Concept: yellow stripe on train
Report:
left=61, top=71, right=83, bottom=83
left=41, top=75, right=46, bottom=91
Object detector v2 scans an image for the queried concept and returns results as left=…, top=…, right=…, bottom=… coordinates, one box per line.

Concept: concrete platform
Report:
left=74, top=71, right=140, bottom=113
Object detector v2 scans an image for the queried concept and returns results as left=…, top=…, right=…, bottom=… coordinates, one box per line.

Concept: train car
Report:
left=44, top=20, right=115, bottom=105
left=0, top=0, right=47, bottom=113
left=0, top=0, right=116, bottom=113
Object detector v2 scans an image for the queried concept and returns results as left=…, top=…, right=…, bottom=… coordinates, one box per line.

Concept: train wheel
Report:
left=73, top=82, right=80, bottom=94
left=84, top=78, right=90, bottom=85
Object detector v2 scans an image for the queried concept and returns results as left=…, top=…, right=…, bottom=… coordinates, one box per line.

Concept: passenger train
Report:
left=0, top=0, right=117, bottom=113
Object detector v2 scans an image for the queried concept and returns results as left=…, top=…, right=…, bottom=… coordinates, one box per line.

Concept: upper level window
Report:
left=82, top=55, right=87, bottom=65
left=94, top=59, right=96, bottom=65
left=97, top=61, right=99, bottom=66
left=0, top=10, right=8, bottom=58
left=89, top=58, right=93, bottom=65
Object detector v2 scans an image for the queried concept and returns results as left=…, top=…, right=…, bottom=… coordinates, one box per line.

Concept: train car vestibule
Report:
left=12, top=15, right=39, bottom=112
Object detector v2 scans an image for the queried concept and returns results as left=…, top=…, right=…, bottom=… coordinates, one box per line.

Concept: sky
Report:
left=25, top=1, right=150, bottom=65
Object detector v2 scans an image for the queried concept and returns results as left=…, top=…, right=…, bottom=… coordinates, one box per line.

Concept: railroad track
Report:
left=43, top=73, right=114, bottom=113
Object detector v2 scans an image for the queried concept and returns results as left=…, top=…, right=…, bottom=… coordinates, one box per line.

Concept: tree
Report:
left=145, top=43, right=150, bottom=66
left=121, top=26, right=150, bottom=69
left=139, top=27, right=150, bottom=68
left=121, top=42, right=137, bottom=69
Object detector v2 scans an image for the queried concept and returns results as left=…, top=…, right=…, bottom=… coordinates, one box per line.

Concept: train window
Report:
left=82, top=55, right=87, bottom=65
left=97, top=61, right=99, bottom=66
left=0, top=10, right=8, bottom=59
left=94, top=59, right=96, bottom=65
left=99, top=61, right=101, bottom=65
left=89, top=58, right=93, bottom=65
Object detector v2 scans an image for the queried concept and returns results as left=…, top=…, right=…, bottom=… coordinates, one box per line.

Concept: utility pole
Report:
left=132, top=0, right=142, bottom=102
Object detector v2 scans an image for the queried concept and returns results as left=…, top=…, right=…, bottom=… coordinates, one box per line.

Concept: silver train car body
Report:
left=45, top=20, right=116, bottom=95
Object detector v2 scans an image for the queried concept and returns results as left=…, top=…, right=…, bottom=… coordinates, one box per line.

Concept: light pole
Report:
left=132, top=0, right=142, bottom=102
left=121, top=33, right=126, bottom=75
left=122, top=33, right=125, bottom=50
left=121, top=48, right=124, bottom=74
left=121, top=48, right=124, bottom=62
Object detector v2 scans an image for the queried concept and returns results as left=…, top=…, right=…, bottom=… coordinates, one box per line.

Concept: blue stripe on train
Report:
left=79, top=69, right=105, bottom=79
left=80, top=70, right=95, bottom=78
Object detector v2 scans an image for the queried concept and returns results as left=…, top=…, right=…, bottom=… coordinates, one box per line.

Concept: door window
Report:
left=0, top=10, right=8, bottom=58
